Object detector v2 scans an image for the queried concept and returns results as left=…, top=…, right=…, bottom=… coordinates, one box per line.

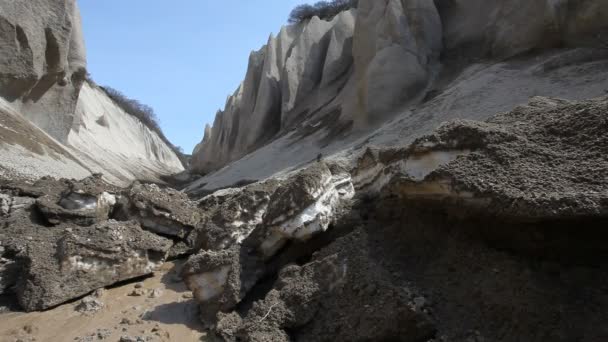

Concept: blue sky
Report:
left=79, top=0, right=303, bottom=153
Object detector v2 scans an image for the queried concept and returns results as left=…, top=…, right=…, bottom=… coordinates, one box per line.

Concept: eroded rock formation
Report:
left=184, top=95, right=608, bottom=341
left=190, top=0, right=608, bottom=186
left=191, top=10, right=357, bottom=174
left=0, top=1, right=184, bottom=184
left=0, top=0, right=86, bottom=142
left=1, top=94, right=607, bottom=341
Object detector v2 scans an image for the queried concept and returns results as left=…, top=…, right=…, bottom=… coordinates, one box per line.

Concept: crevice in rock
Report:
left=43, top=27, right=61, bottom=74
left=15, top=25, right=29, bottom=52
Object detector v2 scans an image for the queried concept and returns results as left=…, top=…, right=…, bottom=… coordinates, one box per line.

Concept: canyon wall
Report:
left=0, top=0, right=184, bottom=184
left=0, top=0, right=86, bottom=143
left=191, top=9, right=357, bottom=174
left=190, top=0, right=608, bottom=180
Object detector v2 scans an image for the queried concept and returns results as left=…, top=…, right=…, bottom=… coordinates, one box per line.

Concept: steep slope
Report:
left=67, top=83, right=184, bottom=185
left=191, top=9, right=357, bottom=175
left=0, top=0, right=86, bottom=143
left=0, top=96, right=91, bottom=181
left=0, top=0, right=184, bottom=185
left=188, top=0, right=608, bottom=194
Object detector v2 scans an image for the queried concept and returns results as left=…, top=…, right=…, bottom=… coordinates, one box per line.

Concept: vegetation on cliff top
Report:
left=288, top=0, right=358, bottom=24
left=92, top=81, right=189, bottom=167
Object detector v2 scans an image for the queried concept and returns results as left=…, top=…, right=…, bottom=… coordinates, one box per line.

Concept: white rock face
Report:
left=67, top=83, right=184, bottom=185
left=191, top=10, right=357, bottom=175
left=0, top=3, right=183, bottom=184
left=0, top=0, right=87, bottom=142
left=189, top=1, right=608, bottom=193
left=350, top=0, right=442, bottom=126
left=0, top=96, right=92, bottom=181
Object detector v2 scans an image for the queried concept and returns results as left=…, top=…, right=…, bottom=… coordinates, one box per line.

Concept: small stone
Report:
left=148, top=288, right=163, bottom=299
left=93, top=288, right=106, bottom=298
left=181, top=292, right=193, bottom=299
left=134, top=283, right=144, bottom=289
left=75, top=296, right=104, bottom=314
left=96, top=329, right=111, bottom=340
left=413, top=296, right=426, bottom=310
left=120, top=318, right=133, bottom=325
left=119, top=336, right=145, bottom=342
left=128, top=289, right=146, bottom=297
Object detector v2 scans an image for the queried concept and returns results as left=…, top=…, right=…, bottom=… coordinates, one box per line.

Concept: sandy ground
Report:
left=0, top=261, right=208, bottom=342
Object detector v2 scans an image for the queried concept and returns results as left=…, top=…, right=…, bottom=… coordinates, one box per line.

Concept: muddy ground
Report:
left=0, top=261, right=207, bottom=342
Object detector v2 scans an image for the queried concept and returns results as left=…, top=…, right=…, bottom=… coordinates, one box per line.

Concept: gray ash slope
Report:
left=0, top=0, right=184, bottom=185
left=187, top=0, right=608, bottom=194
left=1, top=98, right=607, bottom=341
left=180, top=95, right=608, bottom=342
left=1, top=0, right=608, bottom=341
left=4, top=94, right=605, bottom=341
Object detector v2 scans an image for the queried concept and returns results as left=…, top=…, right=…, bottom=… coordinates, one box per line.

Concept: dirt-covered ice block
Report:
left=15, top=220, right=172, bottom=311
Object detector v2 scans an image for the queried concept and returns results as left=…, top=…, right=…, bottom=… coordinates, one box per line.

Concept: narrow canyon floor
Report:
left=0, top=261, right=207, bottom=342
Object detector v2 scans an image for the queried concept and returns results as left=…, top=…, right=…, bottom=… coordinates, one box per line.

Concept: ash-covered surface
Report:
left=0, top=176, right=174, bottom=312
left=393, top=96, right=608, bottom=221
left=186, top=96, right=608, bottom=341
left=1, top=96, right=608, bottom=341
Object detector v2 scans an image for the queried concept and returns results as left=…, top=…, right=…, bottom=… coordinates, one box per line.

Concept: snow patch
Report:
left=260, top=174, right=354, bottom=258
left=187, top=266, right=231, bottom=302
left=404, top=150, right=470, bottom=181
left=59, top=193, right=97, bottom=210
left=98, top=192, right=116, bottom=208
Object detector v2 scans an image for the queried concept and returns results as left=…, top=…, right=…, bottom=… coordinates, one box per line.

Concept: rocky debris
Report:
left=0, top=193, right=35, bottom=217
left=379, top=96, right=608, bottom=222
left=180, top=94, right=608, bottom=341
left=193, top=178, right=282, bottom=251
left=119, top=336, right=146, bottom=342
left=183, top=162, right=354, bottom=327
left=148, top=288, right=163, bottom=299
left=8, top=220, right=172, bottom=311
left=128, top=289, right=147, bottom=297
left=75, top=329, right=112, bottom=342
left=115, top=183, right=201, bottom=248
left=75, top=295, right=104, bottom=315
left=0, top=245, right=19, bottom=294
left=35, top=175, right=119, bottom=226
left=182, top=246, right=265, bottom=327
left=214, top=230, right=435, bottom=342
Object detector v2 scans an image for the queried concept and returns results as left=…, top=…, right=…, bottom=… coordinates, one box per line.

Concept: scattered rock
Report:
left=128, top=289, right=146, bottom=297
left=147, top=288, right=163, bottom=299
left=118, top=336, right=145, bottom=342
left=75, top=296, right=104, bottom=315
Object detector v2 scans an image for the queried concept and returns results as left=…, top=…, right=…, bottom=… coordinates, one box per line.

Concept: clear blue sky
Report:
left=79, top=0, right=303, bottom=153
